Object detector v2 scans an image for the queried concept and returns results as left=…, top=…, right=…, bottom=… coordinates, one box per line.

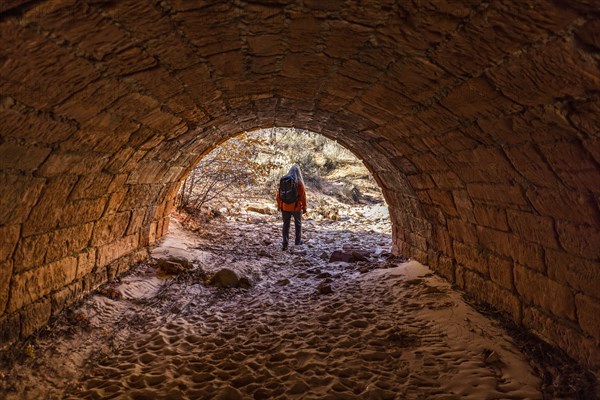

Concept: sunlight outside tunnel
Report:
left=156, top=127, right=396, bottom=278
left=171, top=127, right=392, bottom=234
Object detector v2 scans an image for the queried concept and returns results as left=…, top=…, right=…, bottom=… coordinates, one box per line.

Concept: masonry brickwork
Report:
left=0, top=0, right=599, bottom=371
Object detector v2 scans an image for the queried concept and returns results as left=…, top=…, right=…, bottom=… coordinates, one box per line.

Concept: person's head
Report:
left=288, top=165, right=303, bottom=183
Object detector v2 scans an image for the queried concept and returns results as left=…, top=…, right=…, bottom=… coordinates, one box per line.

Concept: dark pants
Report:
left=282, top=211, right=302, bottom=247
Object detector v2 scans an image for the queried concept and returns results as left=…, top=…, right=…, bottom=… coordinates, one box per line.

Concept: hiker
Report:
left=276, top=165, right=307, bottom=250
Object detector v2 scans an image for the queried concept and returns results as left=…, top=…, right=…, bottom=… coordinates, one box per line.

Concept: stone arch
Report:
left=0, top=0, right=598, bottom=371
left=171, top=125, right=431, bottom=260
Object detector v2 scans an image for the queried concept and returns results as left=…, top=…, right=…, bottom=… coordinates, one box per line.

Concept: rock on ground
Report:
left=210, top=268, right=240, bottom=288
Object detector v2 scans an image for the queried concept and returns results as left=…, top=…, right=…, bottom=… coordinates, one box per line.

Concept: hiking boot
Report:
left=295, top=240, right=303, bottom=246
left=282, top=244, right=288, bottom=250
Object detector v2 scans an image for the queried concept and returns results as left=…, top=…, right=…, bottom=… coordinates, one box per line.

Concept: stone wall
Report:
left=0, top=0, right=598, bottom=371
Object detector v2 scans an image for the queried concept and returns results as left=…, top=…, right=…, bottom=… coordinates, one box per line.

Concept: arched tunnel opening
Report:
left=0, top=0, right=599, bottom=397
left=159, top=127, right=395, bottom=278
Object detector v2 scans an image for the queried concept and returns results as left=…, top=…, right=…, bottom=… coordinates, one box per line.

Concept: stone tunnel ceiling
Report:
left=0, top=0, right=599, bottom=370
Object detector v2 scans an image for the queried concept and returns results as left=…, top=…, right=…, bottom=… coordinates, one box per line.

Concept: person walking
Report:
left=276, top=165, right=307, bottom=250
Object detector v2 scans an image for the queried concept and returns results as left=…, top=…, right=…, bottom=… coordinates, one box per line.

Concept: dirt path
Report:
left=1, top=210, right=549, bottom=399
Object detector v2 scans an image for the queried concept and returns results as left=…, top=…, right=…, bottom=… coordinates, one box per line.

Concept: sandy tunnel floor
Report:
left=2, top=209, right=547, bottom=399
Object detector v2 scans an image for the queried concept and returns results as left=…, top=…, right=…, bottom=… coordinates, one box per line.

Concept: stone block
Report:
left=127, top=68, right=184, bottom=102
left=119, top=184, right=161, bottom=211
left=447, top=218, right=478, bottom=245
left=14, top=233, right=50, bottom=273
left=166, top=94, right=206, bottom=121
left=97, top=234, right=139, bottom=268
left=464, top=270, right=521, bottom=322
left=0, top=260, right=13, bottom=315
left=430, top=171, right=464, bottom=190
left=107, top=248, right=148, bottom=280
left=156, top=33, right=203, bottom=68
left=162, top=167, right=183, bottom=186
left=472, top=203, right=509, bottom=231
left=556, top=221, right=600, bottom=260
left=55, top=78, right=129, bottom=123
left=104, top=190, right=127, bottom=216
left=70, top=173, right=115, bottom=200
left=415, top=105, right=461, bottom=135
left=504, top=143, right=560, bottom=188
left=51, top=281, right=82, bottom=317
left=451, top=190, right=475, bottom=222
left=437, top=0, right=579, bottom=74
left=1, top=108, right=76, bottom=144
left=410, top=247, right=428, bottom=264
left=476, top=226, right=545, bottom=272
left=160, top=217, right=171, bottom=238
left=76, top=248, right=97, bottom=279
left=538, top=141, right=596, bottom=172
left=60, top=197, right=108, bottom=228
left=514, top=264, right=575, bottom=321
left=8, top=256, right=77, bottom=312
left=83, top=267, right=108, bottom=293
left=0, top=224, right=20, bottom=262
left=0, top=173, right=46, bottom=226
left=404, top=231, right=427, bottom=252
left=411, top=153, right=450, bottom=173
left=63, top=116, right=139, bottom=154
left=489, top=38, right=600, bottom=106
left=148, top=222, right=158, bottom=245
left=91, top=212, right=131, bottom=246
left=517, top=105, right=582, bottom=144
left=569, top=98, right=600, bottom=137
left=130, top=248, right=150, bottom=265
left=22, top=176, right=78, bottom=237
left=506, top=209, right=559, bottom=248
left=545, top=249, right=599, bottom=298
left=1, top=20, right=100, bottom=109
left=155, top=201, right=166, bottom=220
left=557, top=169, right=600, bottom=193
left=46, top=223, right=94, bottom=263
left=155, top=218, right=164, bottom=241
left=126, top=209, right=146, bottom=236
left=466, top=183, right=529, bottom=209
left=38, top=151, right=107, bottom=177
left=576, top=18, right=600, bottom=50
left=407, top=174, right=436, bottom=190
left=142, top=109, right=183, bottom=134
left=436, top=255, right=455, bottom=282
left=103, top=147, right=136, bottom=174
left=0, top=313, right=20, bottom=348
left=448, top=146, right=520, bottom=184
left=526, top=187, right=598, bottom=225
left=453, top=241, right=488, bottom=275
left=434, top=229, right=453, bottom=257
left=427, top=249, right=439, bottom=269
left=108, top=174, right=129, bottom=193
left=20, top=299, right=51, bottom=338
left=0, top=141, right=51, bottom=171
left=441, top=76, right=521, bottom=119
left=488, top=254, right=514, bottom=291
left=454, top=264, right=466, bottom=289
left=576, top=294, right=600, bottom=342
left=423, top=205, right=446, bottom=227
left=427, top=189, right=458, bottom=217
left=110, top=92, right=159, bottom=119
left=523, top=306, right=600, bottom=371
left=126, top=160, right=169, bottom=185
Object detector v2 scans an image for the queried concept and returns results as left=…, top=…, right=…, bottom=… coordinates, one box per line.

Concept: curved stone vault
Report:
left=0, top=0, right=599, bottom=370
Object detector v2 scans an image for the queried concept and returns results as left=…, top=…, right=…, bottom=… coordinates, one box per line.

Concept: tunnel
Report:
left=0, top=0, right=599, bottom=374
